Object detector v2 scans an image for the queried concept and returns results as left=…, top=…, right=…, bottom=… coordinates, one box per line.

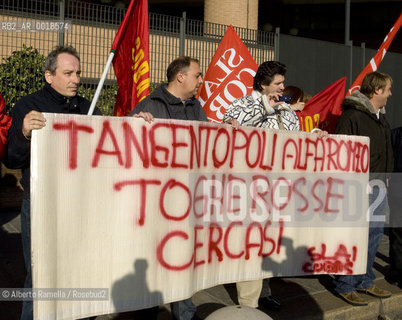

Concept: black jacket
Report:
left=130, top=84, right=208, bottom=122
left=335, top=91, right=393, bottom=180
left=391, top=127, right=402, bottom=172
left=6, top=83, right=102, bottom=198
left=388, top=127, right=402, bottom=222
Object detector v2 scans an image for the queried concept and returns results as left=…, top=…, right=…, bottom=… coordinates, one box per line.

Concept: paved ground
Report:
left=1, top=207, right=402, bottom=320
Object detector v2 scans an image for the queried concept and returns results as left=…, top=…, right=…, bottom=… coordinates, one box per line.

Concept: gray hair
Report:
left=43, top=45, right=80, bottom=75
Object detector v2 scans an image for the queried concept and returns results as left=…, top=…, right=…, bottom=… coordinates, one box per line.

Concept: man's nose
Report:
left=72, top=73, right=80, bottom=84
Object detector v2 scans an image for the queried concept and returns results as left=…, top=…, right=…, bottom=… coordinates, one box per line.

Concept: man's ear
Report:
left=44, top=70, right=53, bottom=84
left=177, top=71, right=184, bottom=84
left=374, top=88, right=382, bottom=97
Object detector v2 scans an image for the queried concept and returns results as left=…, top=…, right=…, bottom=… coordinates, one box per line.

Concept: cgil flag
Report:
left=0, top=93, right=12, bottom=160
left=297, top=77, right=346, bottom=134
left=346, top=12, right=402, bottom=96
left=112, top=0, right=150, bottom=116
left=197, top=25, right=346, bottom=132
left=197, top=25, right=258, bottom=123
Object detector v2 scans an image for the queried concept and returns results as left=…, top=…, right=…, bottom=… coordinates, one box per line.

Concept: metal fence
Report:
left=0, top=0, right=276, bottom=115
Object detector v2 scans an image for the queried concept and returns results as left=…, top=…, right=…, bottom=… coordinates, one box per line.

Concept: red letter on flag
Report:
left=112, top=0, right=150, bottom=116
left=197, top=25, right=258, bottom=123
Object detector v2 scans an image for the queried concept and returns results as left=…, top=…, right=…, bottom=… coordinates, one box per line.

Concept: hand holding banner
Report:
left=31, top=113, right=370, bottom=319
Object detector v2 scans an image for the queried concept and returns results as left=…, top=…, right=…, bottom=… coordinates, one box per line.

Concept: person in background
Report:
left=282, top=85, right=311, bottom=112
left=333, top=71, right=393, bottom=306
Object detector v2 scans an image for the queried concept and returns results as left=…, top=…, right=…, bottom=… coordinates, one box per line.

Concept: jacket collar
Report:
left=44, top=82, right=76, bottom=104
left=153, top=84, right=196, bottom=106
left=151, top=84, right=178, bottom=104
left=344, top=90, right=386, bottom=115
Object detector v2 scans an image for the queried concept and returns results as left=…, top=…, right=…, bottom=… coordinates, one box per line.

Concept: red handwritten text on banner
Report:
left=31, top=114, right=370, bottom=319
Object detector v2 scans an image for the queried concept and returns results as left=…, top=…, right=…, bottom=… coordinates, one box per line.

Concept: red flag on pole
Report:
left=197, top=25, right=258, bottom=123
left=0, top=93, right=12, bottom=160
left=112, top=0, right=150, bottom=116
left=346, top=12, right=402, bottom=97
left=298, top=77, right=346, bottom=134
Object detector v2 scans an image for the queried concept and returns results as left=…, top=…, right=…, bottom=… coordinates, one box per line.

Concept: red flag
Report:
left=346, top=13, right=402, bottom=96
left=0, top=93, right=12, bottom=160
left=112, top=0, right=150, bottom=116
left=197, top=25, right=258, bottom=123
left=298, top=77, right=346, bottom=134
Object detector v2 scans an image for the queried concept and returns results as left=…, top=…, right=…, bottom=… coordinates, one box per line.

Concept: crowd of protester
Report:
left=0, top=46, right=400, bottom=319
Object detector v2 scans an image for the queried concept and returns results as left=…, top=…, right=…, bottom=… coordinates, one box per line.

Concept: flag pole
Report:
left=87, top=50, right=115, bottom=115
left=346, top=12, right=402, bottom=97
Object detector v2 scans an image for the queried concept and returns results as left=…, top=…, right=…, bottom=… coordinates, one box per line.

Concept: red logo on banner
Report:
left=197, top=25, right=258, bottom=123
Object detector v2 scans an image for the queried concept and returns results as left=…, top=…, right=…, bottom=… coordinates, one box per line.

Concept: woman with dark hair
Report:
left=283, top=85, right=311, bottom=111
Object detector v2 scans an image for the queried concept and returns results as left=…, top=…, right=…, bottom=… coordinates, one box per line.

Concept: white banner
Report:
left=31, top=113, right=370, bottom=319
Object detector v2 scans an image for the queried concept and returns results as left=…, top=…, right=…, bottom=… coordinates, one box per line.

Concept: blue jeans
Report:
left=333, top=186, right=387, bottom=293
left=171, top=298, right=196, bottom=320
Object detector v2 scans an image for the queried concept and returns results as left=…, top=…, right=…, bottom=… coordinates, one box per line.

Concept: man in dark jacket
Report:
left=6, top=45, right=101, bottom=320
left=130, top=56, right=206, bottom=320
left=333, top=71, right=393, bottom=306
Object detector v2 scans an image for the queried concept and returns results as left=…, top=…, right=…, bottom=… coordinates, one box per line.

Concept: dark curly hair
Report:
left=253, top=61, right=286, bottom=92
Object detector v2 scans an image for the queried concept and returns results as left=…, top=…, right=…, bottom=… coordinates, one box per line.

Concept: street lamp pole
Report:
left=345, top=0, right=350, bottom=44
